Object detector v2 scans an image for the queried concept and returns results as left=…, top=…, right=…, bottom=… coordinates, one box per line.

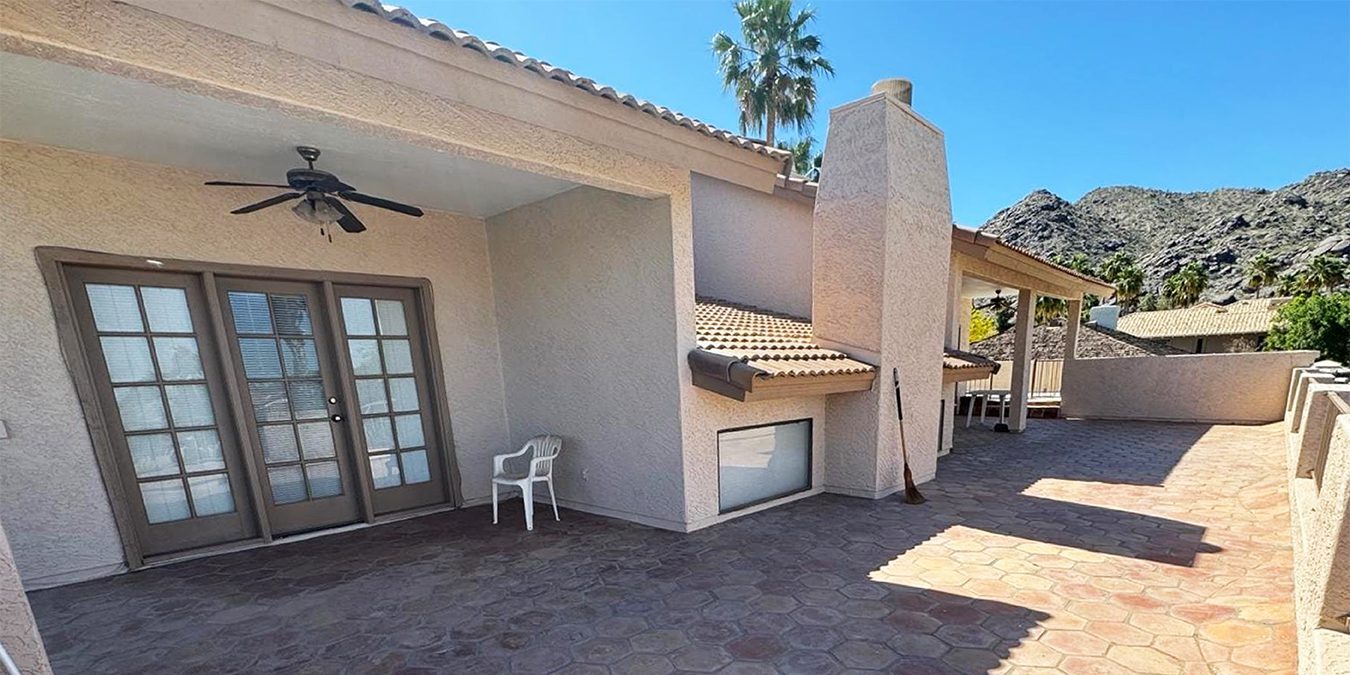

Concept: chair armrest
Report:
left=493, top=443, right=532, bottom=475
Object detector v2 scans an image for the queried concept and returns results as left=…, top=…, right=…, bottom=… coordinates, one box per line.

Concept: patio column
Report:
left=1064, top=298, right=1082, bottom=361
left=813, top=78, right=953, bottom=496
left=1006, top=290, right=1035, bottom=432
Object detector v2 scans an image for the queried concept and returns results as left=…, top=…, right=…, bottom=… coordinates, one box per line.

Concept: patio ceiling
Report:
left=0, top=53, right=578, bottom=219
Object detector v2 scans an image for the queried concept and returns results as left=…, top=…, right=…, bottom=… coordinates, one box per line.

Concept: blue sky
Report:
left=398, top=0, right=1350, bottom=225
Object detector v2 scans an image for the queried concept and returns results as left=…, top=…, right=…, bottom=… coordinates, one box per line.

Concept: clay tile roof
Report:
left=943, top=348, right=1002, bottom=372
left=340, top=1, right=790, bottom=162
left=970, top=323, right=1188, bottom=361
left=1115, top=298, right=1290, bottom=339
left=695, top=298, right=874, bottom=378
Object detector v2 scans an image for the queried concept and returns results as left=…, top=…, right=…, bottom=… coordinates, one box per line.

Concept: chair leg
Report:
left=491, top=482, right=499, bottom=524
left=965, top=396, right=974, bottom=429
left=548, top=478, right=559, bottom=521
left=522, top=482, right=534, bottom=531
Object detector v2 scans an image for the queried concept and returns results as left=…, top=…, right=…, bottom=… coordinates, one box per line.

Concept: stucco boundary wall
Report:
left=1283, top=360, right=1350, bottom=675
left=1060, top=351, right=1318, bottom=424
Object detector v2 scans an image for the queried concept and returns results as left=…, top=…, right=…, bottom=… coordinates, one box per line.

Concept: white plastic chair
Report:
left=491, top=434, right=562, bottom=531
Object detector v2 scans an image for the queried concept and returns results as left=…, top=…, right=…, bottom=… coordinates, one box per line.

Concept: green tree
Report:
left=776, top=136, right=820, bottom=179
left=969, top=309, right=998, bottom=343
left=988, top=291, right=1015, bottom=332
left=712, top=0, right=834, bottom=146
left=1035, top=296, right=1067, bottom=325
left=1245, top=253, right=1281, bottom=297
left=1112, top=264, right=1145, bottom=311
left=1277, top=271, right=1307, bottom=297
left=1302, top=254, right=1348, bottom=293
left=1265, top=292, right=1350, bottom=362
left=1163, top=262, right=1209, bottom=307
left=1099, top=252, right=1136, bottom=283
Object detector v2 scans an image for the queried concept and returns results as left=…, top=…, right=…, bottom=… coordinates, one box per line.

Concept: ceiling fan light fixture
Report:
left=291, top=196, right=342, bottom=225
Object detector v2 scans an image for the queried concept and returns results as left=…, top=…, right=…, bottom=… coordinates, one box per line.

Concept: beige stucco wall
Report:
left=0, top=141, right=512, bottom=587
left=1061, top=350, right=1318, bottom=423
left=486, top=186, right=690, bottom=528
left=680, top=390, right=828, bottom=529
left=691, top=173, right=813, bottom=318
left=1284, top=364, right=1350, bottom=675
left=0, top=517, right=50, bottom=674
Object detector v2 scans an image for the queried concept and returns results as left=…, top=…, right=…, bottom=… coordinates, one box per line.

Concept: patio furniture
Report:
left=965, top=389, right=1012, bottom=429
left=491, top=435, right=562, bottom=531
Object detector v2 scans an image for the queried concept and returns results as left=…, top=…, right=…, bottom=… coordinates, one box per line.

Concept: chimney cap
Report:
left=871, top=78, right=913, bottom=105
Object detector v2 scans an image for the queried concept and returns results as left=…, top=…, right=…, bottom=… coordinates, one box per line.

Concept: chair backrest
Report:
left=526, top=434, right=563, bottom=478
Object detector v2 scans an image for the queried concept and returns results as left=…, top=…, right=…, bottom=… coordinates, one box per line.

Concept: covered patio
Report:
left=946, top=228, right=1118, bottom=441
left=30, top=419, right=1295, bottom=674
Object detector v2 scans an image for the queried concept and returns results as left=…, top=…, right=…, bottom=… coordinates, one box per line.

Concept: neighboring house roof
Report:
left=970, top=323, right=1188, bottom=361
left=341, top=1, right=790, bottom=162
left=1115, top=298, right=1290, bottom=339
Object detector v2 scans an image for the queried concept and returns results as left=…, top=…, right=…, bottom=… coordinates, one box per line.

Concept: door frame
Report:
left=37, top=247, right=463, bottom=569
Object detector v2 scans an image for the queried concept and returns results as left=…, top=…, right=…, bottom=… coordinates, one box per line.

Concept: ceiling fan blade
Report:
left=230, top=192, right=302, bottom=215
left=324, top=196, right=367, bottom=233
left=338, top=191, right=424, bottom=217
left=205, top=180, right=292, bottom=188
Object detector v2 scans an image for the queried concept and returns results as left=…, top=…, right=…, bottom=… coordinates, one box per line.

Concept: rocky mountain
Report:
left=979, top=169, right=1350, bottom=302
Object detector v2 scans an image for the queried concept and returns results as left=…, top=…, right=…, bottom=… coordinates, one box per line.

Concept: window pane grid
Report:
left=228, top=290, right=340, bottom=504
left=88, top=283, right=234, bottom=522
left=341, top=296, right=429, bottom=489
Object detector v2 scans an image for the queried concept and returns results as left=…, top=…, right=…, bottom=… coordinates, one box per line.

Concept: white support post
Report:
left=1007, top=290, right=1035, bottom=432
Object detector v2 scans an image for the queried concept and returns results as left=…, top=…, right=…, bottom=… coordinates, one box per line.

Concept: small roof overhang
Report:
left=690, top=299, right=876, bottom=402
left=943, top=349, right=1001, bottom=383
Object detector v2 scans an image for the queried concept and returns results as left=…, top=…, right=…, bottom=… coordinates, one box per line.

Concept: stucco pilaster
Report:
left=1008, top=291, right=1035, bottom=432
left=813, top=88, right=953, bottom=496
left=0, top=517, right=51, bottom=674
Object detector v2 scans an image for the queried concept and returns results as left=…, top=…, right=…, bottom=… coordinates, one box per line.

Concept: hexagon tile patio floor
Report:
left=28, top=419, right=1295, bottom=674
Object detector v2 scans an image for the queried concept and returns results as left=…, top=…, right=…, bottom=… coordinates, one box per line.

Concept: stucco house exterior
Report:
left=0, top=0, right=1113, bottom=630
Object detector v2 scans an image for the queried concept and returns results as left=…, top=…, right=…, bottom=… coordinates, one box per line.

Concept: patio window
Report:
left=718, top=419, right=811, bottom=513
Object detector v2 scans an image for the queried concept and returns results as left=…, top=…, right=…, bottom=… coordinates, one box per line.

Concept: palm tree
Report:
left=1163, top=262, right=1209, bottom=307
left=1113, top=264, right=1145, bottom=311
left=1245, top=253, right=1281, bottom=296
left=1035, top=296, right=1067, bottom=325
left=1302, top=254, right=1348, bottom=293
left=776, top=136, right=819, bottom=179
left=1099, top=252, right=1137, bottom=283
left=712, top=0, right=834, bottom=146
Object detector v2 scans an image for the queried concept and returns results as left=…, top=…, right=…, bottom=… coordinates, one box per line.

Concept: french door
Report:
left=68, top=267, right=259, bottom=556
left=58, top=256, right=455, bottom=561
left=217, top=279, right=361, bottom=535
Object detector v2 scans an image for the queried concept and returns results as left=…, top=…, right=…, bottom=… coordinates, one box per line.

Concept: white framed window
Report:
left=718, top=418, right=812, bottom=513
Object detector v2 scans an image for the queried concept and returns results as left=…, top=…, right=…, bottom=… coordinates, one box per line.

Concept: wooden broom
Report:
left=893, top=368, right=926, bottom=504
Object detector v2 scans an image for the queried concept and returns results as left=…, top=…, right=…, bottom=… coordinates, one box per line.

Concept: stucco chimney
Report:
left=871, top=78, right=913, bottom=106
left=812, top=77, right=952, bottom=496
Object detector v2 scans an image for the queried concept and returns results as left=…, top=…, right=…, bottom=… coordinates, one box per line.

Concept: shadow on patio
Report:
left=28, top=419, right=1295, bottom=674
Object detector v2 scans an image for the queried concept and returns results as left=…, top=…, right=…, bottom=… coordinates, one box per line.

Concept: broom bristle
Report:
left=902, top=466, right=926, bottom=504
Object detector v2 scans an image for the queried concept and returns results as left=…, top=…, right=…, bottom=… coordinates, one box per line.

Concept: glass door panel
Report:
left=218, top=279, right=361, bottom=534
left=68, top=268, right=257, bottom=556
left=336, top=286, right=446, bottom=513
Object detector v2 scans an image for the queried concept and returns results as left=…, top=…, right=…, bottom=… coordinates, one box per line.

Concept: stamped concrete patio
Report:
left=28, top=419, right=1295, bottom=674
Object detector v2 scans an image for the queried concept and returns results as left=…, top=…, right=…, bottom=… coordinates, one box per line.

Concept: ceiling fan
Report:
left=204, top=146, right=423, bottom=235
